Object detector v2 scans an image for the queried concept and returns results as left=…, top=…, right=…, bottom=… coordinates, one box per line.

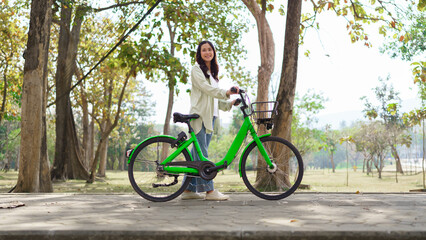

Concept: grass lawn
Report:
left=301, top=168, right=424, bottom=192
left=0, top=168, right=424, bottom=193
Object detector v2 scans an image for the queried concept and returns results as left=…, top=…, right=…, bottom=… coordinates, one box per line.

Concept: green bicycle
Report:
left=127, top=89, right=304, bottom=202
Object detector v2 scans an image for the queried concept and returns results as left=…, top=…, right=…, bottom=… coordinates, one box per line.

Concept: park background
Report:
left=0, top=0, right=425, bottom=193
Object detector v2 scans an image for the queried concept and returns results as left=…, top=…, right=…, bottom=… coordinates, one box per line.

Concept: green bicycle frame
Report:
left=161, top=115, right=274, bottom=176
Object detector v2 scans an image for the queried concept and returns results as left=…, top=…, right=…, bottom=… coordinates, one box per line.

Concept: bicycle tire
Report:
left=241, top=136, right=304, bottom=200
left=128, top=136, right=193, bottom=202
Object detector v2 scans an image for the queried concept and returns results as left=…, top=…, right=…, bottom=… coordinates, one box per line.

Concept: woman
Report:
left=181, top=40, right=239, bottom=201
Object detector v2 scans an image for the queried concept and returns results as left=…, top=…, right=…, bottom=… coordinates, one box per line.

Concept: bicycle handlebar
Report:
left=230, top=87, right=250, bottom=117
left=231, top=87, right=245, bottom=94
left=233, top=98, right=242, bottom=106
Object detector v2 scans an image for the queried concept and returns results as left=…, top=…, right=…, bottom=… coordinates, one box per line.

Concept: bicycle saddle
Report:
left=173, top=112, right=200, bottom=123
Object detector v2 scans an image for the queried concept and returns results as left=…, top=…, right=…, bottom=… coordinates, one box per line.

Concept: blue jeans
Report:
left=186, top=117, right=216, bottom=192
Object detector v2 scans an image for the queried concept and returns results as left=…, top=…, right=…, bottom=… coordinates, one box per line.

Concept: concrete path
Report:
left=0, top=193, right=425, bottom=239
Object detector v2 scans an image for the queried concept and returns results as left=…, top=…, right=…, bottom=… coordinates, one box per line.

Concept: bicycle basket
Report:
left=251, top=101, right=278, bottom=125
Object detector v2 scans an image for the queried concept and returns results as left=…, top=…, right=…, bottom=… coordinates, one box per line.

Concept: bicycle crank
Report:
left=199, top=161, right=217, bottom=180
left=165, top=161, right=218, bottom=180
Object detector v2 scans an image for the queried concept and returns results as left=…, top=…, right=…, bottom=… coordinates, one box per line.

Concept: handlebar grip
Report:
left=234, top=98, right=242, bottom=106
left=231, top=87, right=245, bottom=94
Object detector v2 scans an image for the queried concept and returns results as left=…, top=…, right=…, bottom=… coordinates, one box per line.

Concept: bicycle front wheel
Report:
left=241, top=136, right=303, bottom=200
left=128, top=136, right=192, bottom=202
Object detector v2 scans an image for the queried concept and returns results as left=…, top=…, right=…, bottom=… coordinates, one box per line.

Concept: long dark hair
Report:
left=196, top=40, right=219, bottom=82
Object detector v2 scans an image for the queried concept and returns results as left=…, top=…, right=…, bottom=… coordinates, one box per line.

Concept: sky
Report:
left=144, top=2, right=423, bottom=130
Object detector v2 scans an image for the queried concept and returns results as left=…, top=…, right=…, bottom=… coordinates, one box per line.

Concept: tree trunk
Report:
left=88, top=135, right=106, bottom=183
left=362, top=156, right=366, bottom=173
left=160, top=21, right=178, bottom=160
left=15, top=0, right=52, bottom=192
left=242, top=0, right=275, bottom=114
left=15, top=146, right=20, bottom=171
left=163, top=21, right=177, bottom=137
left=87, top=65, right=135, bottom=183
left=366, top=159, right=371, bottom=175
left=88, top=115, right=95, bottom=167
left=391, top=145, right=404, bottom=174
left=269, top=0, right=302, bottom=187
left=80, top=80, right=90, bottom=169
left=331, top=151, right=336, bottom=173
left=51, top=1, right=73, bottom=181
left=242, top=0, right=276, bottom=189
left=40, top=106, right=53, bottom=192
left=272, top=0, right=302, bottom=142
left=94, top=76, right=114, bottom=178
left=51, top=3, right=89, bottom=180
left=374, top=154, right=384, bottom=179
left=39, top=8, right=53, bottom=191
left=97, top=130, right=109, bottom=177
left=1, top=63, right=9, bottom=125
left=163, top=78, right=175, bottom=137
left=75, top=65, right=91, bottom=169
left=256, top=3, right=274, bottom=106
left=423, top=118, right=425, bottom=188
left=161, top=77, right=175, bottom=159
left=67, top=104, right=90, bottom=179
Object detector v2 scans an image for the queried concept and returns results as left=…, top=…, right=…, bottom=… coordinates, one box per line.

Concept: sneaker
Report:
left=181, top=191, right=204, bottom=200
left=205, top=190, right=229, bottom=201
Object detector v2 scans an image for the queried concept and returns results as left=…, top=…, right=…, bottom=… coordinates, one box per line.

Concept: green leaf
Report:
left=279, top=4, right=285, bottom=15
left=304, top=50, right=310, bottom=57
left=175, top=43, right=182, bottom=52
left=418, top=0, right=426, bottom=11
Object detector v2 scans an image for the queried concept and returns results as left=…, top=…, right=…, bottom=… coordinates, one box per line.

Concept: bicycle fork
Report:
left=249, top=128, right=275, bottom=170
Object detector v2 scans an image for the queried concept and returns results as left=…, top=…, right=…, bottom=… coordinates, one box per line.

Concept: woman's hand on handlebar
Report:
left=232, top=98, right=242, bottom=106
left=226, top=86, right=239, bottom=97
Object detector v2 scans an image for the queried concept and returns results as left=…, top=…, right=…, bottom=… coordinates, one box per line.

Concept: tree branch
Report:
left=93, top=1, right=147, bottom=12
left=310, top=0, right=318, bottom=9
left=111, top=64, right=137, bottom=130
left=350, top=0, right=388, bottom=23
left=241, top=0, right=261, bottom=21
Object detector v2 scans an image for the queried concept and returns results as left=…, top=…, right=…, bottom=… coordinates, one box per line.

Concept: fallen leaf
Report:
left=0, top=201, right=25, bottom=209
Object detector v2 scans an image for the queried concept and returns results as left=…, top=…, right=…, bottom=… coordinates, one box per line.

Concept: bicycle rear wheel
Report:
left=241, top=136, right=303, bottom=200
left=128, top=136, right=192, bottom=202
